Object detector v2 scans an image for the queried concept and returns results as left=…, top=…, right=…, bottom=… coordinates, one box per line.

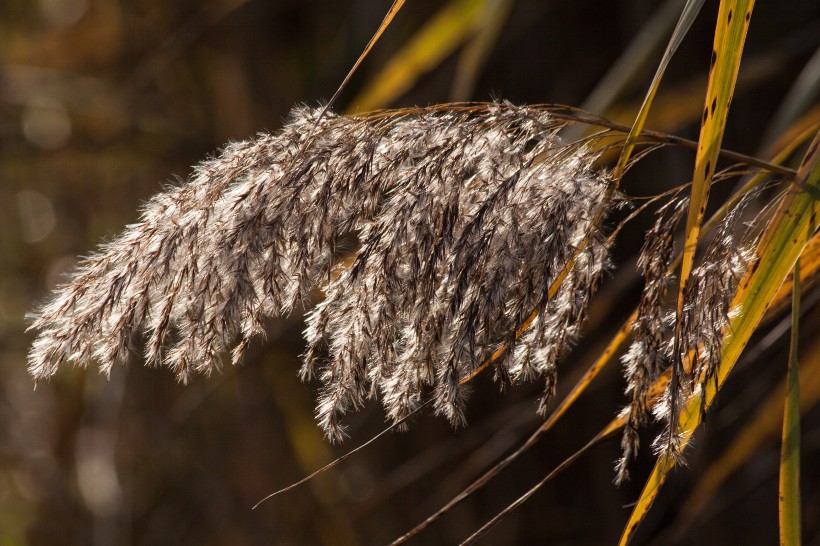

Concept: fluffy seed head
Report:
left=28, top=104, right=613, bottom=440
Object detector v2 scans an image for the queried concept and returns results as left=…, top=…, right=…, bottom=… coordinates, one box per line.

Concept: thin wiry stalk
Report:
left=458, top=428, right=615, bottom=546
left=28, top=103, right=614, bottom=441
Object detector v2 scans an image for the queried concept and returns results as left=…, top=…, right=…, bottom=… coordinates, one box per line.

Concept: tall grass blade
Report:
left=566, top=0, right=684, bottom=142
left=762, top=107, right=820, bottom=161
left=763, top=45, right=820, bottom=149
left=668, top=0, right=755, bottom=457
left=779, top=259, right=802, bottom=546
left=703, top=120, right=817, bottom=239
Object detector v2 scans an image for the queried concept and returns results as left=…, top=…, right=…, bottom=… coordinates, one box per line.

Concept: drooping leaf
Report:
left=779, top=259, right=802, bottom=546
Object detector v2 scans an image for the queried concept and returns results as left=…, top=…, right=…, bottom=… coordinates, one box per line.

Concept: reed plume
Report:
left=616, top=189, right=758, bottom=481
left=28, top=103, right=613, bottom=440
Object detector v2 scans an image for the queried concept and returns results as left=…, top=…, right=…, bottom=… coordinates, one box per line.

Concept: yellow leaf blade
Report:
left=779, top=259, right=802, bottom=546
left=675, top=0, right=756, bottom=374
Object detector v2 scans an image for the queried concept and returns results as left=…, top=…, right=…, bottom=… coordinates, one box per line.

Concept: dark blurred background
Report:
left=1, top=0, right=819, bottom=544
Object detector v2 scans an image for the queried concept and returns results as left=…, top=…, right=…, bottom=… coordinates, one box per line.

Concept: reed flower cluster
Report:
left=28, top=104, right=613, bottom=440
left=617, top=192, right=757, bottom=480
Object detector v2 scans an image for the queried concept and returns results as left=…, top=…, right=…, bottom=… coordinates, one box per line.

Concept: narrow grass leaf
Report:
left=701, top=118, right=817, bottom=239
left=779, top=259, right=802, bottom=546
left=562, top=0, right=687, bottom=143
left=762, top=106, right=820, bottom=161
left=763, top=45, right=820, bottom=148
left=613, top=0, right=706, bottom=182
left=349, top=0, right=484, bottom=111
left=669, top=0, right=755, bottom=456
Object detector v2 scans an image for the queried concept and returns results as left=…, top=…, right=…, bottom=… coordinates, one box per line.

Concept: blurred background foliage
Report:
left=1, top=0, right=818, bottom=544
